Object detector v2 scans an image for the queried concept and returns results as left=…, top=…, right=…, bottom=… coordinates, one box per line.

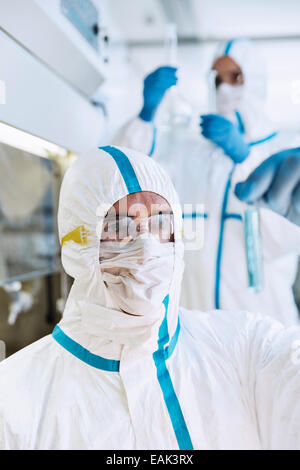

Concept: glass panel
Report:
left=61, top=0, right=99, bottom=51
left=0, top=142, right=61, bottom=285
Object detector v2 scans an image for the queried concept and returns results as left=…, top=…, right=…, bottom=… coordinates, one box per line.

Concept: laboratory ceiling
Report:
left=96, top=0, right=300, bottom=44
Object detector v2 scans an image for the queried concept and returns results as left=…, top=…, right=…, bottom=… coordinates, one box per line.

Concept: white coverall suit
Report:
left=0, top=146, right=300, bottom=450
left=114, top=39, right=300, bottom=326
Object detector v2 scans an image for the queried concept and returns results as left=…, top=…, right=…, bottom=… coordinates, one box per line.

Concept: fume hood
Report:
left=0, top=0, right=109, bottom=277
left=0, top=0, right=108, bottom=154
left=0, top=0, right=112, bottom=323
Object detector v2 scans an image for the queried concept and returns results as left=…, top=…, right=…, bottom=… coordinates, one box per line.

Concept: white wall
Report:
left=193, top=0, right=300, bottom=39
left=100, top=0, right=300, bottom=42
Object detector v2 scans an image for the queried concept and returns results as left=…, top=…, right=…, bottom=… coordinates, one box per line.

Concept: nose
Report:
left=135, top=218, right=148, bottom=234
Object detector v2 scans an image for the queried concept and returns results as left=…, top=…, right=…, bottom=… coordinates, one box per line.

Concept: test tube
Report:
left=244, top=208, right=263, bottom=293
left=207, top=69, right=220, bottom=161
left=165, top=23, right=178, bottom=66
left=208, top=69, right=217, bottom=113
left=160, top=23, right=192, bottom=128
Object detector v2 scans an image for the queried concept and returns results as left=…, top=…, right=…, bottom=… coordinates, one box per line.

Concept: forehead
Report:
left=212, top=55, right=242, bottom=73
left=108, top=191, right=172, bottom=216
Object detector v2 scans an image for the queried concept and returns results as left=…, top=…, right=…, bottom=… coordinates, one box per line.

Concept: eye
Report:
left=158, top=212, right=163, bottom=229
left=232, top=71, right=243, bottom=84
left=215, top=75, right=222, bottom=88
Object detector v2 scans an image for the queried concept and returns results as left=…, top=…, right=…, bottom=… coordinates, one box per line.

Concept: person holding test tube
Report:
left=115, top=38, right=300, bottom=327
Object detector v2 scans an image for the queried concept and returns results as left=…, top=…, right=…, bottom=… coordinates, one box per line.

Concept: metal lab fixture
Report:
left=61, top=0, right=100, bottom=51
left=0, top=125, right=75, bottom=325
left=3, top=282, right=34, bottom=326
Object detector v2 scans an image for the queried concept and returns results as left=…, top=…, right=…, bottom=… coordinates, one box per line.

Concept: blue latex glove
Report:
left=139, top=66, right=178, bottom=122
left=200, top=114, right=250, bottom=163
left=235, top=147, right=300, bottom=226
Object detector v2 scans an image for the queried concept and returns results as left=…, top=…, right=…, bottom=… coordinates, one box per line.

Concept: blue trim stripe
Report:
left=52, top=325, right=120, bottom=372
left=215, top=171, right=233, bottom=309
left=157, top=295, right=170, bottom=348
left=164, top=318, right=180, bottom=360
left=249, top=132, right=278, bottom=147
left=224, top=213, right=242, bottom=221
left=235, top=111, right=245, bottom=134
left=224, top=39, right=235, bottom=55
left=149, top=125, right=157, bottom=157
left=153, top=350, right=193, bottom=450
left=100, top=146, right=142, bottom=194
left=182, top=212, right=208, bottom=219
left=153, top=296, right=193, bottom=450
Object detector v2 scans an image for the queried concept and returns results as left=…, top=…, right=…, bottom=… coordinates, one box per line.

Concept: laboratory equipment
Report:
left=0, top=142, right=61, bottom=286
left=3, top=281, right=34, bottom=325
left=61, top=0, right=100, bottom=51
left=208, top=69, right=217, bottom=113
left=244, top=208, right=263, bottom=292
left=157, top=23, right=193, bottom=129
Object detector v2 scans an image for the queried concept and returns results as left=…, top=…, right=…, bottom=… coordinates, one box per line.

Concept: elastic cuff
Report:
left=139, top=107, right=154, bottom=122
left=232, top=144, right=250, bottom=164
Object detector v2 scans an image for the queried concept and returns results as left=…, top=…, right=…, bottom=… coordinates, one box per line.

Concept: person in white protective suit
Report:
left=1, top=145, right=300, bottom=450
left=114, top=38, right=300, bottom=326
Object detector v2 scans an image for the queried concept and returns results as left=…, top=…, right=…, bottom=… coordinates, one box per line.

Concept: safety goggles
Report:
left=101, top=213, right=174, bottom=243
left=215, top=70, right=243, bottom=88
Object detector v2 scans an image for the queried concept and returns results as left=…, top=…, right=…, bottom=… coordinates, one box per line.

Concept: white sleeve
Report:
left=244, top=315, right=300, bottom=449
left=113, top=117, right=155, bottom=155
left=260, top=207, right=300, bottom=260
left=0, top=407, right=4, bottom=450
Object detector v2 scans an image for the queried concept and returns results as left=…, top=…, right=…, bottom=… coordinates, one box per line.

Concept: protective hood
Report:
left=57, top=146, right=184, bottom=359
left=213, top=38, right=276, bottom=141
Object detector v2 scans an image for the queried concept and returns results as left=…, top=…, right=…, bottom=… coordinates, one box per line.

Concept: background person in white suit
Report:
left=115, top=38, right=300, bottom=326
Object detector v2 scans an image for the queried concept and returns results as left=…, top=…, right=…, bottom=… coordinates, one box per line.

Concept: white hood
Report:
left=213, top=38, right=276, bottom=141
left=57, top=146, right=184, bottom=359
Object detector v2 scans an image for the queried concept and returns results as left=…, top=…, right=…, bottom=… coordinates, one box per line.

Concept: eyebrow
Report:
left=105, top=207, right=173, bottom=218
left=106, top=211, right=173, bottom=218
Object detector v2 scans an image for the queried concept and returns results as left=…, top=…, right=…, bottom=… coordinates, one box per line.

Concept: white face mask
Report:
left=216, top=83, right=244, bottom=115
left=99, top=235, right=174, bottom=316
